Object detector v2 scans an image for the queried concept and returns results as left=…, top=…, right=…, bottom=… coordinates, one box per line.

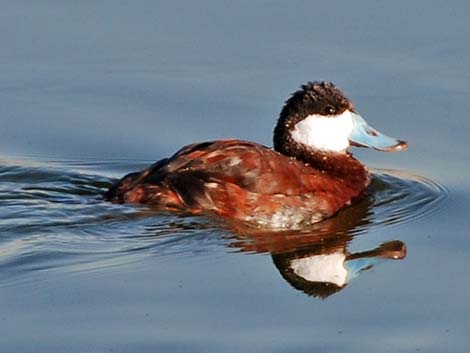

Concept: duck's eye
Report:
left=324, top=106, right=335, bottom=115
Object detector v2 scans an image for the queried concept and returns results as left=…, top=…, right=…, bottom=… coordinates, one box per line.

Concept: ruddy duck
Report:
left=104, top=81, right=407, bottom=229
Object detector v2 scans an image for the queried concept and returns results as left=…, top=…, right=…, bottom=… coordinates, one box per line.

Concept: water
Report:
left=0, top=161, right=445, bottom=286
left=2, top=1, right=470, bottom=352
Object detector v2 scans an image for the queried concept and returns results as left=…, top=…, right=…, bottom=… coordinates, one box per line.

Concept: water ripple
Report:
left=366, top=169, right=447, bottom=230
left=0, top=159, right=447, bottom=285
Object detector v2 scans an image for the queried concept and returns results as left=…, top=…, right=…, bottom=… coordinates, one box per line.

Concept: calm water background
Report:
left=1, top=1, right=470, bottom=352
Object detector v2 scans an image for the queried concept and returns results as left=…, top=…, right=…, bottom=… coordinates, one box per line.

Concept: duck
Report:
left=104, top=81, right=407, bottom=229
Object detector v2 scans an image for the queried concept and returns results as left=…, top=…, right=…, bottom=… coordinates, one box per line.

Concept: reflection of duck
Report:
left=229, top=194, right=406, bottom=299
left=273, top=239, right=406, bottom=299
left=105, top=81, right=407, bottom=229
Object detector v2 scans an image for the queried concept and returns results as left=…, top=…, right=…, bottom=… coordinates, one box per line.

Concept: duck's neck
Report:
left=300, top=149, right=366, bottom=179
left=276, top=139, right=371, bottom=196
left=274, top=126, right=370, bottom=187
left=303, top=148, right=372, bottom=201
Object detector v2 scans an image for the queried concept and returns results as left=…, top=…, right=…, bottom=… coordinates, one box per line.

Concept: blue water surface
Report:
left=1, top=1, right=470, bottom=352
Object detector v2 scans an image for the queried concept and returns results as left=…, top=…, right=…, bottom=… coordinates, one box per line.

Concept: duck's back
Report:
left=104, top=140, right=364, bottom=228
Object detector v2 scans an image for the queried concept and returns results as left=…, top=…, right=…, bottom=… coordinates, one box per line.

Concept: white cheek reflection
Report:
left=290, top=110, right=354, bottom=152
left=290, top=252, right=348, bottom=286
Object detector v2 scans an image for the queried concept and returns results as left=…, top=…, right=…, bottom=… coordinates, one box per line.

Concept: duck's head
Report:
left=273, top=81, right=407, bottom=157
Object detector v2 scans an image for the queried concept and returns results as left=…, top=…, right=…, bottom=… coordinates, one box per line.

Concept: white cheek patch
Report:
left=289, top=252, right=348, bottom=286
left=290, top=110, right=354, bottom=152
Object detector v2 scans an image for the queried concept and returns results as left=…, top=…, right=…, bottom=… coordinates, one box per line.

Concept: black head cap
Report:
left=273, top=81, right=354, bottom=155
